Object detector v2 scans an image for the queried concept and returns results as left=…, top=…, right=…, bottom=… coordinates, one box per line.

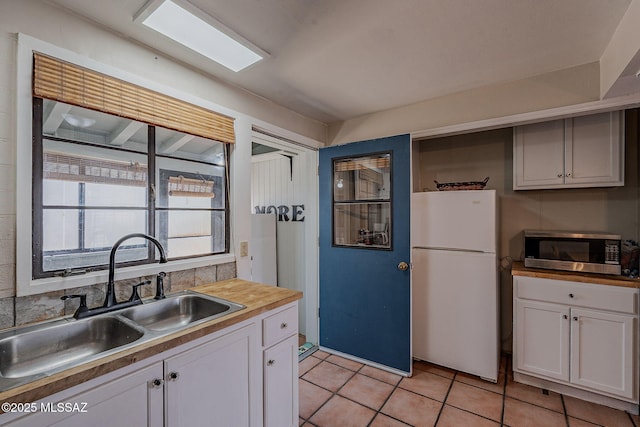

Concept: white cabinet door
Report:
left=570, top=308, right=636, bottom=400
left=513, top=111, right=624, bottom=190
left=515, top=299, right=570, bottom=382
left=514, top=119, right=565, bottom=188
left=264, top=334, right=298, bottom=427
left=566, top=112, right=623, bottom=186
left=164, top=324, right=259, bottom=427
left=5, top=363, right=164, bottom=427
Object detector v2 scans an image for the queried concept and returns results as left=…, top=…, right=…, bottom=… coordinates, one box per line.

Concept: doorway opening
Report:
left=250, top=129, right=318, bottom=358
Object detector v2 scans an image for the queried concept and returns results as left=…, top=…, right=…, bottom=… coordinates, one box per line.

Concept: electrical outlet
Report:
left=240, top=241, right=249, bottom=257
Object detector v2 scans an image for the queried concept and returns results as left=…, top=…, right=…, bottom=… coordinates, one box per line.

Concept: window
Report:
left=32, top=98, right=229, bottom=279
left=332, top=153, right=392, bottom=249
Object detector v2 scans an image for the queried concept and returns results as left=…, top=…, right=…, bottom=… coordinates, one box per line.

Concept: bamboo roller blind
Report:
left=33, top=53, right=235, bottom=144
left=43, top=152, right=147, bottom=187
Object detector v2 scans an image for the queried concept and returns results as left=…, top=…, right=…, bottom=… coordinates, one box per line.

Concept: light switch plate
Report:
left=240, top=241, right=249, bottom=257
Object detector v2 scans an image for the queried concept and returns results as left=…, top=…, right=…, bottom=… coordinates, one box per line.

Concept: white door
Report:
left=4, top=363, right=164, bottom=427
left=514, top=119, right=565, bottom=188
left=566, top=111, right=622, bottom=185
left=514, top=299, right=570, bottom=382
left=412, top=248, right=499, bottom=380
left=411, top=190, right=496, bottom=252
left=165, top=325, right=259, bottom=427
left=264, top=335, right=299, bottom=427
left=570, top=307, right=636, bottom=399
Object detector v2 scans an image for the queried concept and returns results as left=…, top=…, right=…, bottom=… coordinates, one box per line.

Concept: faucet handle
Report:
left=61, top=294, right=88, bottom=318
left=129, top=280, right=152, bottom=303
left=155, top=272, right=167, bottom=300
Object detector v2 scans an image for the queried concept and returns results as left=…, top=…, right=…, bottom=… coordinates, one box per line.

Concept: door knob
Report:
left=398, top=262, right=409, bottom=271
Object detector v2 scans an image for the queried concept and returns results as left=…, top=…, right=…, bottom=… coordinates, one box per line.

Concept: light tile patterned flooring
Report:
left=299, top=351, right=640, bottom=427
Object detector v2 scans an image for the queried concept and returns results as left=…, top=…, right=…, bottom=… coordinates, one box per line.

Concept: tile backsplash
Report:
left=0, top=262, right=236, bottom=330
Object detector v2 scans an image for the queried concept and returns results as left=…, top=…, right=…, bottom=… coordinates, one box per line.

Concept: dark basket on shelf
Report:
left=434, top=177, right=489, bottom=191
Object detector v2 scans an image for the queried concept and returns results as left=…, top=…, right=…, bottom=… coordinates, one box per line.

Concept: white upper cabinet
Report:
left=514, top=111, right=624, bottom=190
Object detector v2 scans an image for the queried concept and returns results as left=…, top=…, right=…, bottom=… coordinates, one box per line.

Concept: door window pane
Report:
left=333, top=153, right=392, bottom=249
left=334, top=154, right=391, bottom=202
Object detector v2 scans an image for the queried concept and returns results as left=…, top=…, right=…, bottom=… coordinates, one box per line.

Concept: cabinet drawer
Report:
left=263, top=306, right=297, bottom=347
left=515, top=276, right=638, bottom=314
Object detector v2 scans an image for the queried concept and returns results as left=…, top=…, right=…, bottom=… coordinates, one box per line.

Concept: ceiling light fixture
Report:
left=62, top=113, right=96, bottom=128
left=135, top=0, right=267, bottom=72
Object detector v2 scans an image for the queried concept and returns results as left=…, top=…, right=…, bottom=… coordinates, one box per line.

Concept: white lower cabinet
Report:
left=262, top=304, right=299, bottom=427
left=2, top=302, right=299, bottom=427
left=5, top=362, right=164, bottom=427
left=515, top=299, right=570, bottom=382
left=569, top=308, right=635, bottom=399
left=165, top=323, right=259, bottom=426
left=513, top=276, right=638, bottom=404
left=264, top=335, right=298, bottom=427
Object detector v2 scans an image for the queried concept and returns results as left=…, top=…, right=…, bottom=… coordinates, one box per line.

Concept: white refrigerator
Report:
left=411, top=189, right=499, bottom=381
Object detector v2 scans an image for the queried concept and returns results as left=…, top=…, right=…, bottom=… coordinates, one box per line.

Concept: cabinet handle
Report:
left=280, top=322, right=288, bottom=329
left=267, top=359, right=276, bottom=367
left=573, top=316, right=578, bottom=321
left=150, top=378, right=163, bottom=389
left=557, top=173, right=563, bottom=178
left=566, top=173, right=571, bottom=177
left=569, top=293, right=574, bottom=298
left=168, top=372, right=180, bottom=382
left=563, top=315, right=568, bottom=320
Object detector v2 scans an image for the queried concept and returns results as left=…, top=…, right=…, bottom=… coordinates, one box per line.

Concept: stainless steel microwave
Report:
left=523, top=230, right=621, bottom=275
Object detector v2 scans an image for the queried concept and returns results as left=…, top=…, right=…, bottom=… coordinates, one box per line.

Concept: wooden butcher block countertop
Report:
left=512, top=261, right=640, bottom=289
left=0, top=279, right=302, bottom=407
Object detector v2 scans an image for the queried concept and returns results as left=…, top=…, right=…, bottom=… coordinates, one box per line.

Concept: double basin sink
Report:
left=0, top=291, right=245, bottom=391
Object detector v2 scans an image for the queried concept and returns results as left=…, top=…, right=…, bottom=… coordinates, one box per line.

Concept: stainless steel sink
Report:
left=0, top=291, right=244, bottom=392
left=0, top=316, right=144, bottom=379
left=119, top=293, right=244, bottom=331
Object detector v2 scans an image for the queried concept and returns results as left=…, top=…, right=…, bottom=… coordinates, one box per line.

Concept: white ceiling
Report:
left=46, top=0, right=633, bottom=124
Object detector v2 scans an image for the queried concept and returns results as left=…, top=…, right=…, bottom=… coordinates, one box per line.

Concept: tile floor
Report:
left=299, top=351, right=640, bottom=427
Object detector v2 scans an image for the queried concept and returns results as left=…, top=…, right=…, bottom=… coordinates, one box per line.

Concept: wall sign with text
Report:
left=254, top=205, right=305, bottom=222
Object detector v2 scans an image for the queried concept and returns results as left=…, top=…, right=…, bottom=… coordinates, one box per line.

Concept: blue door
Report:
left=319, top=134, right=411, bottom=373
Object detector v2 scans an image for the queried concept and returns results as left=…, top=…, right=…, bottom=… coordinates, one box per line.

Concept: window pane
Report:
left=43, top=139, right=148, bottom=207
left=84, top=183, right=147, bottom=207
left=332, top=153, right=392, bottom=250
left=84, top=210, right=147, bottom=249
left=334, top=154, right=391, bottom=202
left=43, top=209, right=79, bottom=251
left=167, top=236, right=213, bottom=258
left=168, top=210, right=211, bottom=237
left=333, top=203, right=391, bottom=248
left=42, top=180, right=79, bottom=206
left=42, top=99, right=147, bottom=153
left=157, top=210, right=225, bottom=258
left=41, top=209, right=148, bottom=272
left=43, top=243, right=149, bottom=272
left=156, top=127, right=225, bottom=165
left=156, top=160, right=225, bottom=209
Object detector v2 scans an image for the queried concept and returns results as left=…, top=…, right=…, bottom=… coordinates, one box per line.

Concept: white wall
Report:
left=0, top=0, right=324, bottom=297
left=328, top=62, right=603, bottom=145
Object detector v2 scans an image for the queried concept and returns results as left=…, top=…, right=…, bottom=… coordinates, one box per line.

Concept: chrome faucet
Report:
left=104, top=233, right=168, bottom=308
